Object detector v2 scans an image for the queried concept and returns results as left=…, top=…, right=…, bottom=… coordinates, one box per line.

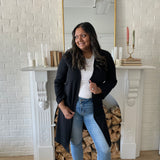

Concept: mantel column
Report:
left=121, top=69, right=143, bottom=159
left=30, top=71, right=54, bottom=160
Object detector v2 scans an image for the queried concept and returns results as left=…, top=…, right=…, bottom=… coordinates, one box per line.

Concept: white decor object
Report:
left=115, top=59, right=121, bottom=66
left=27, top=52, right=35, bottom=67
left=113, top=46, right=117, bottom=64
left=119, top=47, right=123, bottom=59
left=21, top=65, right=155, bottom=160
left=41, top=44, right=47, bottom=67
left=35, top=52, right=39, bottom=67
left=115, top=47, right=123, bottom=66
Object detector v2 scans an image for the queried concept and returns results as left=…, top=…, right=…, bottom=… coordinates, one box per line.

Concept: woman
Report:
left=54, top=22, right=117, bottom=160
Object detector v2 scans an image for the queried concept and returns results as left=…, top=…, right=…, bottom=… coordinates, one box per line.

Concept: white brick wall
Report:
left=116, top=0, right=160, bottom=150
left=0, top=0, right=63, bottom=156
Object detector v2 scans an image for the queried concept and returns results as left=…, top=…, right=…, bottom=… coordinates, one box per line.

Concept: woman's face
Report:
left=74, top=27, right=91, bottom=52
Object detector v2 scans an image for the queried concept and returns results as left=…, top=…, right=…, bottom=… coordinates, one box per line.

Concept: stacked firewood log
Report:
left=54, top=105, right=121, bottom=160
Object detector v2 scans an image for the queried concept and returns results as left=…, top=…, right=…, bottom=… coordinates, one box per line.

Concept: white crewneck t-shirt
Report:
left=78, top=54, right=95, bottom=98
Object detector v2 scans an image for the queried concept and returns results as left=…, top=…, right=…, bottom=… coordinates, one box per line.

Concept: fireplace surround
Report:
left=22, top=65, right=155, bottom=160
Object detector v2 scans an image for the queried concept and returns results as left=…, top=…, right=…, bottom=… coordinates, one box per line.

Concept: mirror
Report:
left=63, top=0, right=116, bottom=52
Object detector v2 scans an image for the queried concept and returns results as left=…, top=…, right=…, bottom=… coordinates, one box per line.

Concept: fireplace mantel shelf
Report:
left=21, top=65, right=155, bottom=72
left=21, top=66, right=58, bottom=71
left=21, top=65, right=155, bottom=160
left=116, top=65, right=155, bottom=70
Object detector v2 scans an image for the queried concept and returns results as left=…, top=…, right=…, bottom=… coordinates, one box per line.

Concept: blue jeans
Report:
left=70, top=97, right=111, bottom=160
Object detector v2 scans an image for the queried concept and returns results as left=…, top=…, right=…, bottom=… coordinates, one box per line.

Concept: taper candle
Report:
left=45, top=44, right=47, bottom=57
left=127, top=27, right=129, bottom=45
left=41, top=44, right=44, bottom=57
left=133, top=30, right=135, bottom=47
left=27, top=52, right=32, bottom=66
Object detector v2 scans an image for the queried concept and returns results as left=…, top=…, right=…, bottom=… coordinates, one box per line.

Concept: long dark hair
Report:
left=70, top=22, right=107, bottom=70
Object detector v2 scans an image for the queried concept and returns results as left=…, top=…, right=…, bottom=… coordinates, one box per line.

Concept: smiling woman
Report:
left=54, top=20, right=117, bottom=159
left=63, top=0, right=116, bottom=52
left=74, top=27, right=91, bottom=53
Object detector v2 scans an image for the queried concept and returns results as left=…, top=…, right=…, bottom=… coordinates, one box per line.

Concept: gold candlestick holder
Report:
left=121, top=43, right=141, bottom=66
left=127, top=43, right=135, bottom=60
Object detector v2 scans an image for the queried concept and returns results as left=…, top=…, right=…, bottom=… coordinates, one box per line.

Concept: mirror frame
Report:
left=114, top=0, right=116, bottom=47
left=62, top=0, right=116, bottom=51
left=62, top=0, right=65, bottom=52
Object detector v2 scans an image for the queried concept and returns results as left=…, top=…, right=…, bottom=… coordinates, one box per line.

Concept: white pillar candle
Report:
left=41, top=44, right=44, bottom=56
left=115, top=59, right=121, bottom=66
left=119, top=47, right=123, bottom=60
left=111, top=49, right=114, bottom=60
left=43, top=44, right=48, bottom=67
left=35, top=52, right=39, bottom=66
left=27, top=52, right=35, bottom=67
left=32, top=52, right=35, bottom=67
left=27, top=52, right=32, bottom=67
left=42, top=57, right=47, bottom=67
left=45, top=44, right=47, bottom=57
left=27, top=52, right=31, bottom=60
left=41, top=44, right=44, bottom=66
left=114, top=47, right=117, bottom=63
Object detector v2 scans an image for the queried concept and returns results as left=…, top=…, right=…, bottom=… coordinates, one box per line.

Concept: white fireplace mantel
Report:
left=21, top=65, right=155, bottom=160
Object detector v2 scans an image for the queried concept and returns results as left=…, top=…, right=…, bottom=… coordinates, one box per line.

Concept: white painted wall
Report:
left=0, top=0, right=63, bottom=156
left=116, top=0, right=160, bottom=150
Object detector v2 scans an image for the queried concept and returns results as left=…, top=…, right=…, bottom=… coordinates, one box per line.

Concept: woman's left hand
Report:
left=89, top=80, right=102, bottom=94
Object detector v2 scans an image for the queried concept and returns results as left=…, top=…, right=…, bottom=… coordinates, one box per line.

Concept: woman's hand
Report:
left=59, top=101, right=75, bottom=119
left=89, top=80, right=102, bottom=94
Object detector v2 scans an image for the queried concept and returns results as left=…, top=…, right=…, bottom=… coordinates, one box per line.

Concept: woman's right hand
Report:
left=59, top=101, right=75, bottom=119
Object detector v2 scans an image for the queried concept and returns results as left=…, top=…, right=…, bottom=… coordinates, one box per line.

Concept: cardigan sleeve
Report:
left=54, top=55, right=68, bottom=104
left=99, top=52, right=117, bottom=99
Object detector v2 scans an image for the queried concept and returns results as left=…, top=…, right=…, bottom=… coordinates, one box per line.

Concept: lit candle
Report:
left=133, top=30, right=135, bottom=48
left=127, top=27, right=129, bottom=45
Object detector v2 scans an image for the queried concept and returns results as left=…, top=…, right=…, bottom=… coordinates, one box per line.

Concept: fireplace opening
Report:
left=54, top=94, right=121, bottom=160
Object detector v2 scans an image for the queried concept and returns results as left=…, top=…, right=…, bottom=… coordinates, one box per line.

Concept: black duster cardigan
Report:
left=54, top=49, right=117, bottom=152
